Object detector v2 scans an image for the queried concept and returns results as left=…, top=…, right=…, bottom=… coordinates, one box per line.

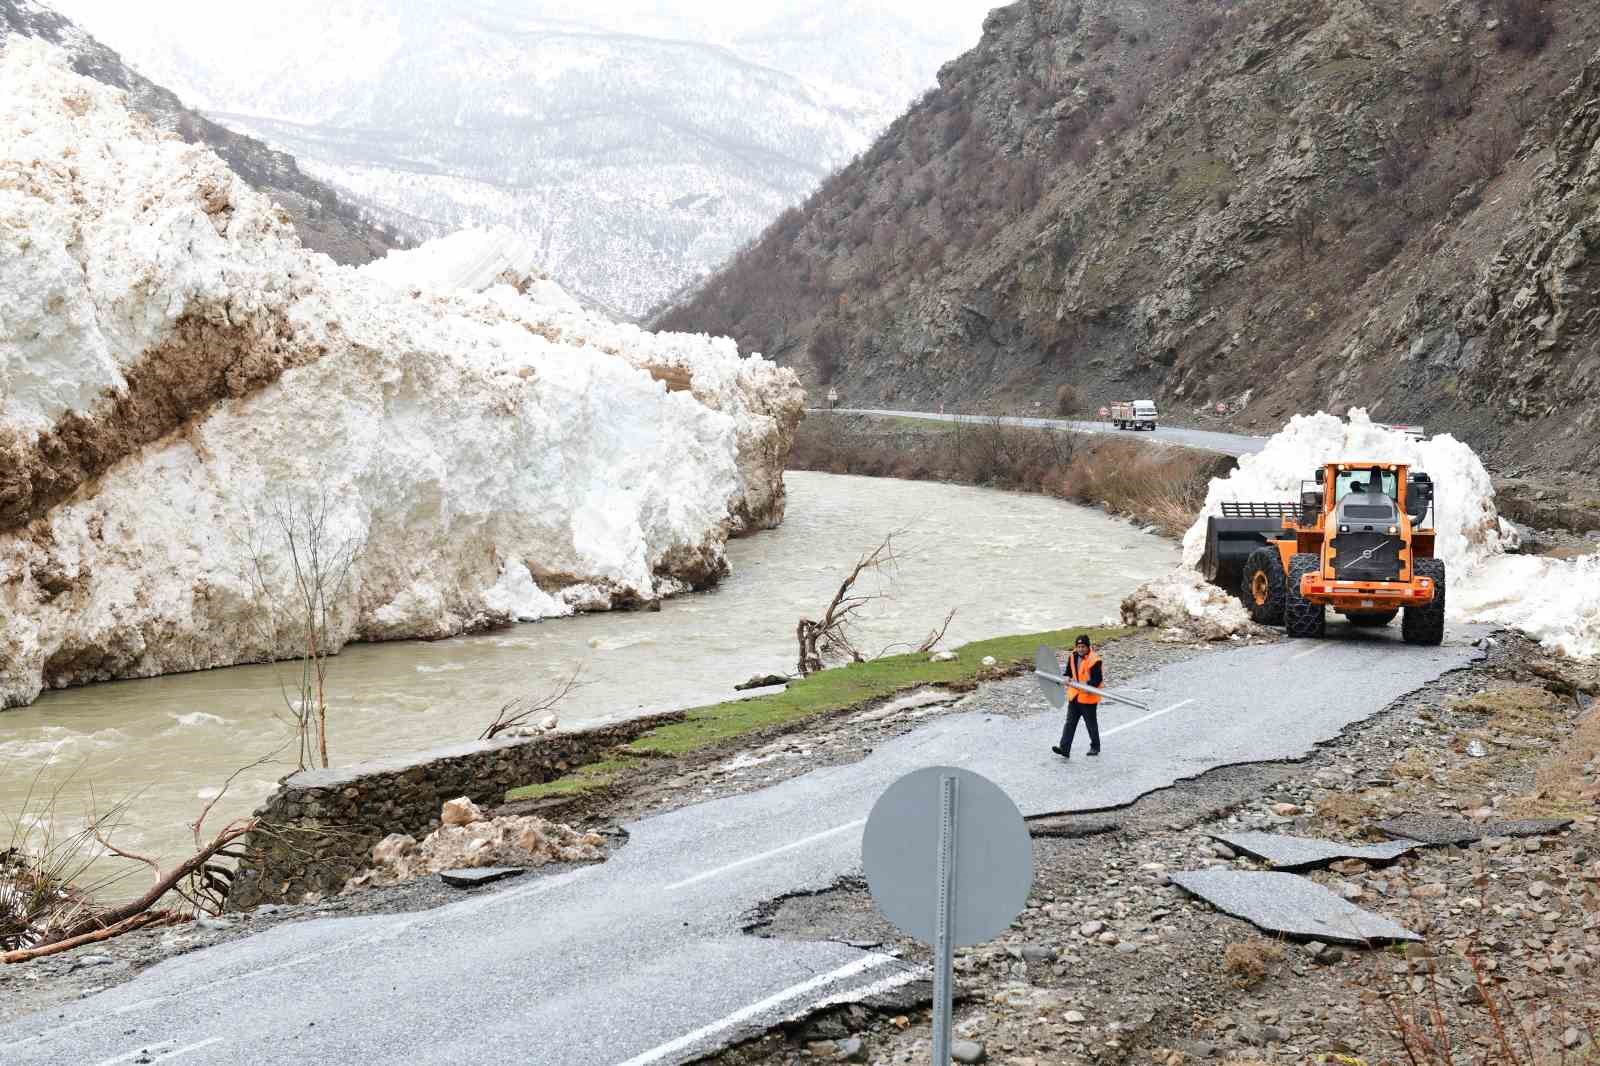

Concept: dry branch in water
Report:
left=796, top=531, right=903, bottom=676
left=2, top=754, right=276, bottom=964
left=480, top=666, right=583, bottom=741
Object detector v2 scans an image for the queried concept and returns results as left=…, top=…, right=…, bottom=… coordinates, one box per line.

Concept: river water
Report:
left=0, top=472, right=1177, bottom=882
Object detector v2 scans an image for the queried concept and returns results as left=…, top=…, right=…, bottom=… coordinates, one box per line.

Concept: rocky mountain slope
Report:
left=660, top=0, right=1600, bottom=476
left=50, top=0, right=989, bottom=319
left=0, top=0, right=401, bottom=264
left=0, top=40, right=802, bottom=710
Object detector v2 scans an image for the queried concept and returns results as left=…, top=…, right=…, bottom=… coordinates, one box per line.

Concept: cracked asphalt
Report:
left=0, top=622, right=1485, bottom=1066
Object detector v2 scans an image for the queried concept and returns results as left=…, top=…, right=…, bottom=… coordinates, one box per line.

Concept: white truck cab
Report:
left=1111, top=399, right=1159, bottom=430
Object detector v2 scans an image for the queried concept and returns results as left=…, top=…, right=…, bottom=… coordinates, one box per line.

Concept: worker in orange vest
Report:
left=1051, top=634, right=1103, bottom=759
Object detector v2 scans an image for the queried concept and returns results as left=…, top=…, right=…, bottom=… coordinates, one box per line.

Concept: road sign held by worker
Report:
left=863, top=767, right=1033, bottom=1066
left=1033, top=645, right=1153, bottom=712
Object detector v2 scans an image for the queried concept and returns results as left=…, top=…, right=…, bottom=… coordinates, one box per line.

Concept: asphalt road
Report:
left=1, top=623, right=1485, bottom=1066
left=822, top=407, right=1267, bottom=457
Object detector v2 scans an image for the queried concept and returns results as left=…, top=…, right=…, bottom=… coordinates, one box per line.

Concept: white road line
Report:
left=1102, top=699, right=1196, bottom=739
left=613, top=955, right=897, bottom=1066
left=90, top=1037, right=223, bottom=1066
left=666, top=819, right=866, bottom=890
left=1289, top=643, right=1332, bottom=663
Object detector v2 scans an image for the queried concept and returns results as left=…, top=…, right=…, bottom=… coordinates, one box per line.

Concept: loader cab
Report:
left=1334, top=468, right=1398, bottom=502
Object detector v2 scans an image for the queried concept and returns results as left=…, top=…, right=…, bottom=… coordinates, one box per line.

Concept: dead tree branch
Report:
left=796, top=531, right=903, bottom=676
left=480, top=666, right=584, bottom=741
left=2, top=910, right=183, bottom=965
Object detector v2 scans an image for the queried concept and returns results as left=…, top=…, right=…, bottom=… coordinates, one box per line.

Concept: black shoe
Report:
left=1051, top=745, right=1070, bottom=758
left=1087, top=748, right=1101, bottom=757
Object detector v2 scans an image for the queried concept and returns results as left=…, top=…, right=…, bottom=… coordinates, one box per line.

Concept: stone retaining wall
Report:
left=227, top=713, right=678, bottom=909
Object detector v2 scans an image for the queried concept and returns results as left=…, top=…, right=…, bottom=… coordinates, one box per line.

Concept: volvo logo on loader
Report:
left=1197, top=462, right=1445, bottom=644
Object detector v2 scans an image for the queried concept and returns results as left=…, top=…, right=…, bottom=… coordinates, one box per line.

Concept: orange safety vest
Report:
left=1068, top=651, right=1102, bottom=705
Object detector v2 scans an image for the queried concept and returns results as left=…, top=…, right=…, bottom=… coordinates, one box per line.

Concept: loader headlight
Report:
left=1339, top=524, right=1349, bottom=533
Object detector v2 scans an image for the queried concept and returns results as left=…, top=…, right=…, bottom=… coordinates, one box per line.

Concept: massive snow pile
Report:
left=0, top=40, right=803, bottom=709
left=1134, top=410, right=1598, bottom=657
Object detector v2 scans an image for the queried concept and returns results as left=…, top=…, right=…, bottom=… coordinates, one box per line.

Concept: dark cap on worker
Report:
left=1074, top=634, right=1091, bottom=647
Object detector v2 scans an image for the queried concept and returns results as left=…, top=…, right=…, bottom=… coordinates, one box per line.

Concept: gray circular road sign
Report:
left=861, top=765, right=1033, bottom=947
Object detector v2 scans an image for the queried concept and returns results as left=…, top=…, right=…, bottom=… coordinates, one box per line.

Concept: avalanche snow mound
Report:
left=0, top=40, right=803, bottom=709
left=1146, top=409, right=1597, bottom=658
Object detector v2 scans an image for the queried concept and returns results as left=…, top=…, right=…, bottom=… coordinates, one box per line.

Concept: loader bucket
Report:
left=1200, top=516, right=1287, bottom=594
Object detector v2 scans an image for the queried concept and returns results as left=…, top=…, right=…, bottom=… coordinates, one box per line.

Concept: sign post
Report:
left=863, top=767, right=1033, bottom=1065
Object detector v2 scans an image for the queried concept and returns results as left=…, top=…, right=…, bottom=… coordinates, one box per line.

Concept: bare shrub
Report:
left=1054, top=438, right=1225, bottom=537
left=796, top=532, right=902, bottom=675
left=1223, top=939, right=1284, bottom=987
left=245, top=492, right=364, bottom=771
left=1055, top=384, right=1081, bottom=416
left=480, top=667, right=583, bottom=741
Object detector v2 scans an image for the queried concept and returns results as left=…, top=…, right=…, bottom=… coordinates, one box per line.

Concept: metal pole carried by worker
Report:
left=1032, top=636, right=1151, bottom=762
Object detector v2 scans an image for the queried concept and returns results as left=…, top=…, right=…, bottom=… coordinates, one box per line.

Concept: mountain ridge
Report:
left=49, top=0, right=990, bottom=318
left=658, top=0, right=1600, bottom=476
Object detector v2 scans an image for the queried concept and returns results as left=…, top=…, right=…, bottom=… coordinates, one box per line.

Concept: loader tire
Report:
left=1284, top=553, right=1326, bottom=639
left=1402, top=558, right=1446, bottom=646
left=1241, top=548, right=1287, bottom=625
left=1346, top=611, right=1398, bottom=627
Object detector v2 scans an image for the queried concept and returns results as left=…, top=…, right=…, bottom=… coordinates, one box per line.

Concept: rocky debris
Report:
left=1168, top=869, right=1421, bottom=946
left=440, top=797, right=487, bottom=827
left=736, top=675, right=791, bottom=692
left=348, top=799, right=605, bottom=889
left=1207, top=831, right=1417, bottom=871
left=950, top=1038, right=986, bottom=1063
left=1120, top=569, right=1256, bottom=642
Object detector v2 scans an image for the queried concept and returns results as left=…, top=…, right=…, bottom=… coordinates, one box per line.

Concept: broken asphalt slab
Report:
left=1373, top=815, right=1573, bottom=846
left=439, top=867, right=527, bottom=889
left=1208, top=830, right=1417, bottom=871
left=1169, top=869, right=1421, bottom=945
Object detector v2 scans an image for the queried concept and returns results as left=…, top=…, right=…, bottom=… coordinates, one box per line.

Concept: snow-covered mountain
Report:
left=50, top=0, right=992, bottom=318
left=0, top=0, right=404, bottom=263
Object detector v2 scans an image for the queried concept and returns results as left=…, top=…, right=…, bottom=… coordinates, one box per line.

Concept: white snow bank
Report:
left=0, top=41, right=802, bottom=708
left=1154, top=408, right=1598, bottom=658
left=1120, top=568, right=1256, bottom=641
left=359, top=226, right=582, bottom=313
left=1454, top=553, right=1600, bottom=660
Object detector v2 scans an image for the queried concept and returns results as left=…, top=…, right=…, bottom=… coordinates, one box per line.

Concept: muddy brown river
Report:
left=1, top=472, right=1177, bottom=884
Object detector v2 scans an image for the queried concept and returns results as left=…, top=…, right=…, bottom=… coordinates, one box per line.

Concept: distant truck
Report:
left=1110, top=399, right=1159, bottom=430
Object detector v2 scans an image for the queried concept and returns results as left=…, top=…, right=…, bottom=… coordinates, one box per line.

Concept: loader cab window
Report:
left=1334, top=469, right=1397, bottom=501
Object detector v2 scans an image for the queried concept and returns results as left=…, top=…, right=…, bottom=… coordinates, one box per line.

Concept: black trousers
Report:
left=1060, top=700, right=1100, bottom=753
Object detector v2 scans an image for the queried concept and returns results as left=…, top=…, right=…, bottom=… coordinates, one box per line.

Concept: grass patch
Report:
left=504, top=624, right=1132, bottom=802
left=627, top=625, right=1131, bottom=756
left=504, top=758, right=631, bottom=803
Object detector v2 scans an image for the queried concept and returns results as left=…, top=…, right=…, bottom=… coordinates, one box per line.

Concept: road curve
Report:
left=0, top=624, right=1485, bottom=1066
left=820, top=407, right=1267, bottom=457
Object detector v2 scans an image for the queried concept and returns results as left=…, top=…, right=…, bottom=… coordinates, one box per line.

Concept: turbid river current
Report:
left=1, top=472, right=1178, bottom=887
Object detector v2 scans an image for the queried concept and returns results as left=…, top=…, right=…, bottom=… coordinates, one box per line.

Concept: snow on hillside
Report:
left=1156, top=411, right=1598, bottom=658
left=46, top=0, right=993, bottom=317
left=0, top=40, right=803, bottom=709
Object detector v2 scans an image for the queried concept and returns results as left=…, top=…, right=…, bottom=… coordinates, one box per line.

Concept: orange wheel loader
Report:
left=1199, top=462, right=1445, bottom=644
